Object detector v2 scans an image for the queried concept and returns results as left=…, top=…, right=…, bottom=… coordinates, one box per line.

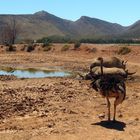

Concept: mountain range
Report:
left=0, top=10, right=140, bottom=41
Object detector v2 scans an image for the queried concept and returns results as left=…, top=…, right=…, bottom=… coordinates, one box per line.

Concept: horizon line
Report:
left=0, top=10, right=138, bottom=27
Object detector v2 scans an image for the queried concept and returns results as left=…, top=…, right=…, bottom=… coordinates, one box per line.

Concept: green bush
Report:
left=61, top=45, right=70, bottom=51
left=74, top=41, right=81, bottom=50
left=42, top=42, right=50, bottom=48
left=118, top=47, right=131, bottom=55
left=37, top=38, right=50, bottom=46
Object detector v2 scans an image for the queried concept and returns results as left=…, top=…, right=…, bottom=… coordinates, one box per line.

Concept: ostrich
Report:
left=91, top=57, right=126, bottom=121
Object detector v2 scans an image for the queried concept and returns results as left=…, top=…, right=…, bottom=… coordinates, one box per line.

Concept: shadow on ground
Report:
left=91, top=121, right=126, bottom=131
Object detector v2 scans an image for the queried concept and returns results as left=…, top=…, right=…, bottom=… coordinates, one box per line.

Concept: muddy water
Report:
left=0, top=67, right=71, bottom=78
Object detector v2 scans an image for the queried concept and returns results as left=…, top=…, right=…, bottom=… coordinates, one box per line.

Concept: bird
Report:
left=91, top=57, right=126, bottom=121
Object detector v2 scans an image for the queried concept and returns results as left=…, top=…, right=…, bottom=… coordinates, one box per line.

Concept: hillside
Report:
left=120, top=20, right=140, bottom=39
left=74, top=16, right=126, bottom=38
left=0, top=10, right=140, bottom=42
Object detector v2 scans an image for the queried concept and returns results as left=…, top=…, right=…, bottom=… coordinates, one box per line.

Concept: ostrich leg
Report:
left=113, top=93, right=125, bottom=121
left=113, top=101, right=117, bottom=121
left=106, top=96, right=111, bottom=121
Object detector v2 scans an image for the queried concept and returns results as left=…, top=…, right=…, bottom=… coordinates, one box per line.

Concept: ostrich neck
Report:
left=100, top=60, right=103, bottom=76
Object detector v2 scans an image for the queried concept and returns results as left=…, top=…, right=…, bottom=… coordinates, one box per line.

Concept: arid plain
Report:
left=0, top=44, right=140, bottom=140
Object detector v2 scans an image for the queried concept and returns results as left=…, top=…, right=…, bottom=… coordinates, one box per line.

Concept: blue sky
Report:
left=0, top=0, right=139, bottom=26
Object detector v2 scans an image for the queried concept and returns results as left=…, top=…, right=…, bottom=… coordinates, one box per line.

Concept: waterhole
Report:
left=0, top=67, right=71, bottom=78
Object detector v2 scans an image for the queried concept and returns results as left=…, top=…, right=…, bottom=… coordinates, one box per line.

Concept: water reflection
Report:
left=0, top=67, right=71, bottom=78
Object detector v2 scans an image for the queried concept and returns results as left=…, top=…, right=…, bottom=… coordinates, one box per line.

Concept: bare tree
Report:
left=0, top=16, right=20, bottom=45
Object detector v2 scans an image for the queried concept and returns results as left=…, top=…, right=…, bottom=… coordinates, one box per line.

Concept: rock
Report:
left=47, top=122, right=55, bottom=128
left=135, top=118, right=139, bottom=121
left=118, top=114, right=123, bottom=118
left=98, top=113, right=105, bottom=119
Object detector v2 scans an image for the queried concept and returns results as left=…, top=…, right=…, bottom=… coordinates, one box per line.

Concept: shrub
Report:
left=74, top=41, right=81, bottom=50
left=38, top=38, right=51, bottom=46
left=6, top=45, right=16, bottom=52
left=37, top=36, right=75, bottom=43
left=20, top=45, right=27, bottom=51
left=43, top=46, right=52, bottom=51
left=26, top=44, right=35, bottom=52
left=117, top=47, right=131, bottom=55
left=61, top=45, right=70, bottom=51
left=42, top=42, right=50, bottom=48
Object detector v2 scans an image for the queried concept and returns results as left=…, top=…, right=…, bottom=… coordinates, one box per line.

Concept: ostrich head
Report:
left=97, top=57, right=104, bottom=75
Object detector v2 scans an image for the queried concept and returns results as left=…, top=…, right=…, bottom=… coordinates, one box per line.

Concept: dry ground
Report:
left=0, top=44, right=140, bottom=140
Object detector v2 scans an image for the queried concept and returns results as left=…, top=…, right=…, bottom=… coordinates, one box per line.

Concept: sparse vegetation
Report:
left=74, top=41, right=81, bottom=50
left=0, top=66, right=15, bottom=72
left=43, top=45, right=52, bottom=51
left=41, top=41, right=52, bottom=51
left=6, top=45, right=16, bottom=52
left=42, top=41, right=50, bottom=48
left=61, top=45, right=70, bottom=51
left=26, top=44, right=35, bottom=52
left=37, top=38, right=51, bottom=46
left=117, top=46, right=131, bottom=55
left=20, top=45, right=27, bottom=51
left=80, top=38, right=140, bottom=44
left=37, top=36, right=75, bottom=44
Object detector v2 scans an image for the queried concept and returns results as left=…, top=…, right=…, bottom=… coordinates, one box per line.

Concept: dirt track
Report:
left=0, top=44, right=140, bottom=140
